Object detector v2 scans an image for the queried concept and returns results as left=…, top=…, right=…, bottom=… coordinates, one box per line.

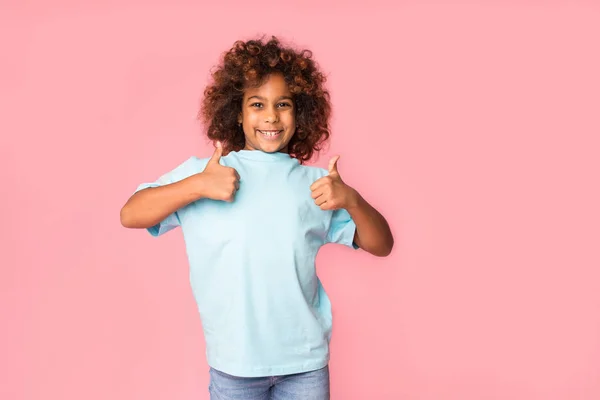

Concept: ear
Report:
left=237, top=113, right=242, bottom=124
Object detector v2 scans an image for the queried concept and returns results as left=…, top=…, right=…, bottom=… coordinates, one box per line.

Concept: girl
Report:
left=120, top=36, right=393, bottom=400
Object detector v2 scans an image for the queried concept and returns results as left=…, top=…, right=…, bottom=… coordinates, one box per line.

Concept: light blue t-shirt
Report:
left=135, top=149, right=357, bottom=377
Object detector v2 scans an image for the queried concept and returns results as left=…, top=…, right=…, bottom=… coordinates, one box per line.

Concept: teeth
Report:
left=260, top=130, right=280, bottom=137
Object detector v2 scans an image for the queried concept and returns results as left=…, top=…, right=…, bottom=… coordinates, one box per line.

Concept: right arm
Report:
left=120, top=174, right=205, bottom=229
left=120, top=142, right=239, bottom=230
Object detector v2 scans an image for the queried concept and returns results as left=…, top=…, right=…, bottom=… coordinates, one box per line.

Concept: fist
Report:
left=198, top=142, right=240, bottom=202
left=310, top=155, right=357, bottom=211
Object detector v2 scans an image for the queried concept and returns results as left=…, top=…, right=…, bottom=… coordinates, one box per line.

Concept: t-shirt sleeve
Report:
left=326, top=208, right=359, bottom=249
left=134, top=156, right=200, bottom=237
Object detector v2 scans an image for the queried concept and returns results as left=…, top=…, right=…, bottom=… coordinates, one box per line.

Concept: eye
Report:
left=277, top=102, right=292, bottom=108
left=251, top=103, right=263, bottom=108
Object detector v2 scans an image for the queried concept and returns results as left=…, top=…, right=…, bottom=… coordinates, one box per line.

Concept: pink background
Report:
left=2, top=1, right=600, bottom=399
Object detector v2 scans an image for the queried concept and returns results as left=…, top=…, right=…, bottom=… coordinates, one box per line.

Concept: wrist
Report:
left=343, top=187, right=362, bottom=212
left=181, top=173, right=207, bottom=201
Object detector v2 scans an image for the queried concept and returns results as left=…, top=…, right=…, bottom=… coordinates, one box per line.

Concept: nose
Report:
left=265, top=108, right=279, bottom=123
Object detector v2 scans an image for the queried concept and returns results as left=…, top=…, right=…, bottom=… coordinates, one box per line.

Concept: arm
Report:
left=121, top=143, right=239, bottom=229
left=345, top=191, right=394, bottom=257
left=120, top=175, right=204, bottom=229
left=310, top=155, right=394, bottom=257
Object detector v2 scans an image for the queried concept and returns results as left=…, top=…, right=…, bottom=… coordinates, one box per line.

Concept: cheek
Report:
left=243, top=113, right=259, bottom=127
left=241, top=118, right=255, bottom=135
left=284, top=112, right=296, bottom=128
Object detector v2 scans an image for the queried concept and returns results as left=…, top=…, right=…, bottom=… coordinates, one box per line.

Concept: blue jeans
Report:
left=208, top=365, right=330, bottom=400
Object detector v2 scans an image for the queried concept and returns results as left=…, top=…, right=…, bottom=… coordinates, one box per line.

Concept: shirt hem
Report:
left=207, top=357, right=330, bottom=378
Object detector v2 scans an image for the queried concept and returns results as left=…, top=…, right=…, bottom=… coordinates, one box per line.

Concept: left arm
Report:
left=345, top=190, right=394, bottom=257
left=310, top=155, right=394, bottom=257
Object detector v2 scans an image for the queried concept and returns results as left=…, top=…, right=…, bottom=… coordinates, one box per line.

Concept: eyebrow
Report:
left=246, top=95, right=293, bottom=103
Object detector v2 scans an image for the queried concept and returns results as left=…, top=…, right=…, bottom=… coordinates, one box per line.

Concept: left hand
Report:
left=310, top=155, right=358, bottom=211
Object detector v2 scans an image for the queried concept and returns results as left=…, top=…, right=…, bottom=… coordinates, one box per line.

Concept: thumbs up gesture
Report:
left=310, top=155, right=358, bottom=211
left=198, top=142, right=240, bottom=202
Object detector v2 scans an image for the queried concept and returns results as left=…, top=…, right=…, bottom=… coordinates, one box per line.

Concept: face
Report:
left=238, top=73, right=296, bottom=153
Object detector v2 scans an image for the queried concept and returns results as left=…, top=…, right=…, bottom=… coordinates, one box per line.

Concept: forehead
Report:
left=244, top=73, right=291, bottom=98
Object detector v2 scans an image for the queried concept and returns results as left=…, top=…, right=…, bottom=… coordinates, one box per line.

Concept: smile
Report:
left=257, top=130, right=282, bottom=139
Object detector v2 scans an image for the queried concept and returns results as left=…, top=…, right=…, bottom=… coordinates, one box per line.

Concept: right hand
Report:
left=197, top=142, right=240, bottom=202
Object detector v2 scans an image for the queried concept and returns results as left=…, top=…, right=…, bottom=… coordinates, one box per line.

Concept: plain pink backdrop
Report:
left=2, top=1, right=600, bottom=399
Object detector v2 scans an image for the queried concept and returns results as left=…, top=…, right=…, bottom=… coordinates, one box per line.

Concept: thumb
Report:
left=208, top=141, right=223, bottom=165
left=328, top=155, right=340, bottom=176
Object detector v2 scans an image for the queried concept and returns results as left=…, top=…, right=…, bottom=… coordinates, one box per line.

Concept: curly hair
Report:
left=199, top=36, right=332, bottom=163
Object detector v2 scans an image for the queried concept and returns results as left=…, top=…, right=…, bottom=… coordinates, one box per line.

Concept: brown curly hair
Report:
left=199, top=36, right=332, bottom=163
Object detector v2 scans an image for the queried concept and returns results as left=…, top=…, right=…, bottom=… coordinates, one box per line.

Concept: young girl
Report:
left=120, top=36, right=393, bottom=400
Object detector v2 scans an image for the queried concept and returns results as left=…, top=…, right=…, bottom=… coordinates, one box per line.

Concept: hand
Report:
left=310, top=155, right=358, bottom=211
left=197, top=142, right=240, bottom=202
